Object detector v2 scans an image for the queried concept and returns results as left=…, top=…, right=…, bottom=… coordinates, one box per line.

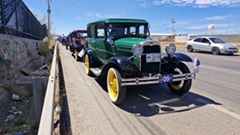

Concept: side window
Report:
left=124, top=27, right=129, bottom=34
left=202, top=38, right=210, bottom=43
left=130, top=26, right=136, bottom=35
left=97, top=29, right=104, bottom=38
left=96, top=23, right=105, bottom=38
left=138, top=25, right=144, bottom=35
left=77, top=33, right=82, bottom=38
left=194, top=38, right=202, bottom=42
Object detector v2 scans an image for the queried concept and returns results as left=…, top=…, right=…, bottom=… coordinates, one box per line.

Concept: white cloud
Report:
left=195, top=0, right=240, bottom=6
left=85, top=11, right=103, bottom=18
left=140, top=2, right=150, bottom=7
left=185, top=23, right=236, bottom=34
left=152, top=0, right=240, bottom=7
left=84, top=11, right=124, bottom=18
left=205, top=15, right=234, bottom=20
left=176, top=20, right=189, bottom=25
left=135, top=0, right=151, bottom=7
left=187, top=24, right=208, bottom=30
left=216, top=23, right=233, bottom=27
left=153, top=0, right=170, bottom=5
left=214, top=28, right=240, bottom=34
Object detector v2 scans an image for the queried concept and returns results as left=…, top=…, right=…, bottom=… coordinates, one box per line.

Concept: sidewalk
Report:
left=58, top=44, right=89, bottom=134
left=58, top=45, right=117, bottom=135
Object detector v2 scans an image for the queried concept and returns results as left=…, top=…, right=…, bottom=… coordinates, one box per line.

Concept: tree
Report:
left=34, top=13, right=46, bottom=25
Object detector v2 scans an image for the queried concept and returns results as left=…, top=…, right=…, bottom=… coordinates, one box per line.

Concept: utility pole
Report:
left=171, top=19, right=176, bottom=42
left=47, top=0, right=51, bottom=38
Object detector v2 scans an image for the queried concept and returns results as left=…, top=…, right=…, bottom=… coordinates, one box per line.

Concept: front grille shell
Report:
left=137, top=40, right=161, bottom=76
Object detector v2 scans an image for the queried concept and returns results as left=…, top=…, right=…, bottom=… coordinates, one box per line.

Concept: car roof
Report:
left=71, top=30, right=87, bottom=33
left=195, top=36, right=218, bottom=39
left=87, top=18, right=148, bottom=26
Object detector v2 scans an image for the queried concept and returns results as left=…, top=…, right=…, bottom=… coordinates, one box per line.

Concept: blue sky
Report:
left=23, top=0, right=240, bottom=35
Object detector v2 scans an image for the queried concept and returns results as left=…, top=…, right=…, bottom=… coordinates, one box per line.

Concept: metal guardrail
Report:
left=37, top=42, right=58, bottom=135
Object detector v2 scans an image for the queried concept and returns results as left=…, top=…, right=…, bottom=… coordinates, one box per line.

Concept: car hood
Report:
left=115, top=38, right=146, bottom=49
left=77, top=37, right=87, bottom=41
left=214, top=43, right=238, bottom=48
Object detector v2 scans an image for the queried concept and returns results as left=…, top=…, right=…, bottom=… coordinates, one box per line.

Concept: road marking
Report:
left=197, top=98, right=240, bottom=121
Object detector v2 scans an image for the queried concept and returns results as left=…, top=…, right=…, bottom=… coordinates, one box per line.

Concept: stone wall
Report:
left=0, top=34, right=42, bottom=82
left=0, top=34, right=49, bottom=128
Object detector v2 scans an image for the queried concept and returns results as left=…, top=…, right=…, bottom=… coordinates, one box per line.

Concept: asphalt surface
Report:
left=58, top=44, right=240, bottom=135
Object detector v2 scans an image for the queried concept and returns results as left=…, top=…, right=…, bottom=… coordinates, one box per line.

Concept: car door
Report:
left=87, top=24, right=100, bottom=62
left=96, top=23, right=117, bottom=63
left=201, top=38, right=212, bottom=51
left=94, top=23, right=106, bottom=64
left=192, top=38, right=203, bottom=50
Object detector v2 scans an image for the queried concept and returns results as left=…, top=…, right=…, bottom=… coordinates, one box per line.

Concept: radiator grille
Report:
left=141, top=45, right=161, bottom=76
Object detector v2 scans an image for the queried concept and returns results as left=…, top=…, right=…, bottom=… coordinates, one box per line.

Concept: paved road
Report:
left=59, top=45, right=240, bottom=135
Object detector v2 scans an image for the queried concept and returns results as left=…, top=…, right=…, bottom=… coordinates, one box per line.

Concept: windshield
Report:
left=209, top=38, right=226, bottom=43
left=76, top=32, right=87, bottom=38
left=108, top=23, right=150, bottom=38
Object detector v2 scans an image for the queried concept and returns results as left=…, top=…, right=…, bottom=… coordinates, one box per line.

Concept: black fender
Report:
left=101, top=56, right=142, bottom=78
left=85, top=48, right=96, bottom=67
left=174, top=52, right=193, bottom=64
left=161, top=53, right=193, bottom=73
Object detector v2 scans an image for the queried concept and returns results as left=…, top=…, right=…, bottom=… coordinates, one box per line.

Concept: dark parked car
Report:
left=185, top=36, right=239, bottom=55
left=69, top=30, right=88, bottom=61
left=85, top=18, right=198, bottom=104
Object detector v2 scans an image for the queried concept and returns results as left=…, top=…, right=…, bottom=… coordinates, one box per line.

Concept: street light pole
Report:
left=47, top=0, right=51, bottom=38
left=171, top=19, right=176, bottom=42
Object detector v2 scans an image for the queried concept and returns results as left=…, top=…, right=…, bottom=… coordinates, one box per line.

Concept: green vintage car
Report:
left=85, top=18, right=197, bottom=104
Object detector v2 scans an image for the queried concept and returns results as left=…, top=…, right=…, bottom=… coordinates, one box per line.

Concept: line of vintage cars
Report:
left=66, top=18, right=198, bottom=105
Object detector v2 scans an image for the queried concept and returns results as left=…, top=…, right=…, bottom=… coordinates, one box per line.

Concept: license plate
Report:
left=159, top=75, right=173, bottom=83
left=146, top=53, right=160, bottom=63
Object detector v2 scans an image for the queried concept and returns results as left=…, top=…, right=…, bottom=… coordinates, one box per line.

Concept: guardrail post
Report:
left=32, top=76, right=49, bottom=124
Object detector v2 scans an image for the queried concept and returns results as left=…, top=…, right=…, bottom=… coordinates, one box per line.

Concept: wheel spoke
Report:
left=108, top=71, right=118, bottom=98
left=85, top=55, right=89, bottom=73
left=112, top=78, right=118, bottom=93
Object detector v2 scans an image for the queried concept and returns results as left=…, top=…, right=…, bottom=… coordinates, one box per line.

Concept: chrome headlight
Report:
left=81, top=40, right=86, bottom=45
left=223, top=46, right=229, bottom=49
left=165, top=43, right=176, bottom=55
left=132, top=44, right=143, bottom=57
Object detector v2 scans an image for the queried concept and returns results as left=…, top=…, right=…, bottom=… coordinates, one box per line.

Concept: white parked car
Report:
left=185, top=37, right=239, bottom=55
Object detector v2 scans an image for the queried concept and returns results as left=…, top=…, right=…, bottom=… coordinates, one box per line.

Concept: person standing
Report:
left=66, top=35, right=70, bottom=49
left=61, top=34, right=66, bottom=46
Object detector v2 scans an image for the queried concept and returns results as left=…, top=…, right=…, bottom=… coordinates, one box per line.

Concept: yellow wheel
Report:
left=107, top=68, right=126, bottom=104
left=85, top=54, right=93, bottom=76
left=74, top=49, right=79, bottom=61
left=85, top=54, right=90, bottom=74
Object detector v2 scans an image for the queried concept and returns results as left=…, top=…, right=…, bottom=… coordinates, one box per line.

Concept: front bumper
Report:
left=121, top=72, right=196, bottom=86
left=220, top=48, right=239, bottom=54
